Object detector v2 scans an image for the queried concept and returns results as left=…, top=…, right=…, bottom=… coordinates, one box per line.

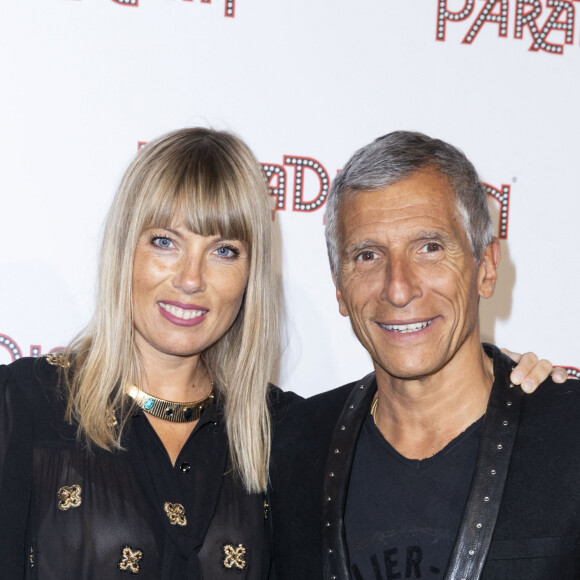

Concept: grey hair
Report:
left=325, top=131, right=494, bottom=277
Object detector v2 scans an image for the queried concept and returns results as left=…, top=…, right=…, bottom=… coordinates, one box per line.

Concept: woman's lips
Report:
left=157, top=301, right=208, bottom=326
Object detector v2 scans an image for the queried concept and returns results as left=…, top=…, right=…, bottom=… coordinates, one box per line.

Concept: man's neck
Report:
left=372, top=339, right=494, bottom=460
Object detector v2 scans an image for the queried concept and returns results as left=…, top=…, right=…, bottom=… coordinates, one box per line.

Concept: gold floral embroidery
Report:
left=118, top=546, right=142, bottom=574
left=223, top=544, right=247, bottom=570
left=163, top=502, right=187, bottom=526
left=44, top=352, right=71, bottom=368
left=58, top=484, right=82, bottom=511
left=106, top=408, right=118, bottom=427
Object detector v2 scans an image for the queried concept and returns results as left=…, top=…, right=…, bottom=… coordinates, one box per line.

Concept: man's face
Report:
left=335, top=168, right=498, bottom=383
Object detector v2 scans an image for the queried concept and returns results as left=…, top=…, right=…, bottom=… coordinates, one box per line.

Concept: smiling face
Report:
left=132, top=223, right=250, bottom=363
left=335, top=168, right=499, bottom=383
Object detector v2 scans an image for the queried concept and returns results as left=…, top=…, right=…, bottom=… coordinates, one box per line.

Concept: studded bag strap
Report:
left=444, top=350, right=524, bottom=580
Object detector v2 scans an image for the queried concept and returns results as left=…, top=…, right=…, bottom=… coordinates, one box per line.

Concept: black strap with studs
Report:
left=445, top=351, right=523, bottom=580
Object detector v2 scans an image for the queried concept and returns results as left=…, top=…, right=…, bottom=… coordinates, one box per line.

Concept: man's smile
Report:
left=378, top=319, right=434, bottom=334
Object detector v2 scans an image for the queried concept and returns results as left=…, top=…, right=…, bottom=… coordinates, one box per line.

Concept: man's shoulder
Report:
left=522, top=376, right=580, bottom=416
left=488, top=343, right=580, bottom=415
left=510, top=376, right=580, bottom=466
left=304, top=379, right=362, bottom=410
left=267, top=383, right=303, bottom=406
left=291, top=373, right=374, bottom=419
left=272, top=373, right=375, bottom=448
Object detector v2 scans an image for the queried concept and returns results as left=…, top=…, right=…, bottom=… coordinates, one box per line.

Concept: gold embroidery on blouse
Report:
left=106, top=409, right=118, bottom=428
left=58, top=484, right=82, bottom=511
left=163, top=502, right=187, bottom=526
left=118, top=546, right=142, bottom=574
left=223, top=544, right=247, bottom=570
left=44, top=353, right=71, bottom=368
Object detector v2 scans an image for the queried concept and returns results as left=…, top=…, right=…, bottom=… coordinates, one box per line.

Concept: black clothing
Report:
left=270, top=345, right=580, bottom=579
left=0, top=356, right=296, bottom=580
left=345, top=414, right=481, bottom=579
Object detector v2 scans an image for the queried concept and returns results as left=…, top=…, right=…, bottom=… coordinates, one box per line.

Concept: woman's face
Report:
left=131, top=222, right=250, bottom=363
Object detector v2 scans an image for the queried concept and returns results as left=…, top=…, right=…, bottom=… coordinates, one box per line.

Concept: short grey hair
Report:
left=325, top=131, right=494, bottom=277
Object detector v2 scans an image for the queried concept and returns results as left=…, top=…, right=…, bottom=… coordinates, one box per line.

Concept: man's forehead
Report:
left=355, top=167, right=452, bottom=199
left=340, top=170, right=457, bottom=223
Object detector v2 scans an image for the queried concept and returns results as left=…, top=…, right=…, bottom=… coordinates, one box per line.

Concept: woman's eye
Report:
left=214, top=245, right=240, bottom=259
left=151, top=236, right=173, bottom=249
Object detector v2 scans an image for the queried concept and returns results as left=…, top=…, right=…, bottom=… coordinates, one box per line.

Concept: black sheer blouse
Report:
left=0, top=356, right=285, bottom=580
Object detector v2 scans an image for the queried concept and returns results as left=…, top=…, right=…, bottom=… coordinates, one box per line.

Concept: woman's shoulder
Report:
left=0, top=355, right=75, bottom=441
left=1, top=354, right=66, bottom=404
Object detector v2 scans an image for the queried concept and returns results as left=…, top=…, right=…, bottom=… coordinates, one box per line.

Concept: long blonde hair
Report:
left=63, top=128, right=280, bottom=493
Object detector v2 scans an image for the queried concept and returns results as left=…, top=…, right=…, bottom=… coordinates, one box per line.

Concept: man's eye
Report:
left=356, top=251, right=377, bottom=262
left=151, top=236, right=173, bottom=249
left=422, top=242, right=442, bottom=253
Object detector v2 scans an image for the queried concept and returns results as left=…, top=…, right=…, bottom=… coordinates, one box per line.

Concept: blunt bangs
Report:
left=142, top=176, right=253, bottom=246
left=134, top=133, right=256, bottom=246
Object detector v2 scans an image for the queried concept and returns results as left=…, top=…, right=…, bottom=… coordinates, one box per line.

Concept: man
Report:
left=271, top=132, right=579, bottom=579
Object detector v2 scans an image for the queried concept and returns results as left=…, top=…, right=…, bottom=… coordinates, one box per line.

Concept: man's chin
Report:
left=375, top=359, right=442, bottom=382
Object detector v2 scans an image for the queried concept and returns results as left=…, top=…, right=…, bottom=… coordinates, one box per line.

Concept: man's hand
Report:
left=502, top=348, right=570, bottom=393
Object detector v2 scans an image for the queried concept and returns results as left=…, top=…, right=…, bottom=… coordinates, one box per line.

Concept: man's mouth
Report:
left=158, top=302, right=208, bottom=321
left=379, top=320, right=433, bottom=334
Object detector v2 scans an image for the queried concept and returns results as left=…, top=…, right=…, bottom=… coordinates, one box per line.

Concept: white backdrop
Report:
left=1, top=0, right=579, bottom=396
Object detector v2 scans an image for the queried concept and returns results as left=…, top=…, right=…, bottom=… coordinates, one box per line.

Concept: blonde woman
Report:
left=0, top=127, right=558, bottom=579
left=0, top=128, right=294, bottom=579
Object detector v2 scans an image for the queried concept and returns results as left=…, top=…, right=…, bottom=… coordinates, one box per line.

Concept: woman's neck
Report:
left=138, top=351, right=210, bottom=402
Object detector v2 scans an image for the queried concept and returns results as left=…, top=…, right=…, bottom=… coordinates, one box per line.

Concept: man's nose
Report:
left=380, top=256, right=421, bottom=308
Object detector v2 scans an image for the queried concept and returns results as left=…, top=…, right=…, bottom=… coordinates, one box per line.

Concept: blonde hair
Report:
left=63, top=128, right=280, bottom=492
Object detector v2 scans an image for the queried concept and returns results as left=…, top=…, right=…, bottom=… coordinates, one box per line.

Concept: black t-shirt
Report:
left=345, top=413, right=482, bottom=579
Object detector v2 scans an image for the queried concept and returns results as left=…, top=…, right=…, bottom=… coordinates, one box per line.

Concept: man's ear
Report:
left=478, top=238, right=501, bottom=299
left=331, top=270, right=349, bottom=318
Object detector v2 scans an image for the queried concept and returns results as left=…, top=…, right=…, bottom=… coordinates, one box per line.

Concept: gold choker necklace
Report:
left=127, top=385, right=215, bottom=423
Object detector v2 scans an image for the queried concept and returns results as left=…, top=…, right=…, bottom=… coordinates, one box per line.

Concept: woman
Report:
left=0, top=127, right=559, bottom=579
left=0, top=128, right=292, bottom=579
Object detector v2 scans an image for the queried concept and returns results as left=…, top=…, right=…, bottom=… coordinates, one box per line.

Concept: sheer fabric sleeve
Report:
left=0, top=364, right=18, bottom=499
left=0, top=363, right=33, bottom=579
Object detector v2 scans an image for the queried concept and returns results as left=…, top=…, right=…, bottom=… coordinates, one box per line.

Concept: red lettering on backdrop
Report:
left=484, top=183, right=510, bottom=239
left=180, top=0, right=234, bottom=14
left=75, top=0, right=237, bottom=17
left=284, top=156, right=330, bottom=212
left=515, top=0, right=576, bottom=53
left=463, top=0, right=508, bottom=43
left=0, top=335, right=65, bottom=362
left=0, top=334, right=22, bottom=361
left=262, top=164, right=287, bottom=215
left=262, top=157, right=331, bottom=214
left=437, top=0, right=580, bottom=54
left=224, top=0, right=235, bottom=16
left=437, top=0, right=475, bottom=40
